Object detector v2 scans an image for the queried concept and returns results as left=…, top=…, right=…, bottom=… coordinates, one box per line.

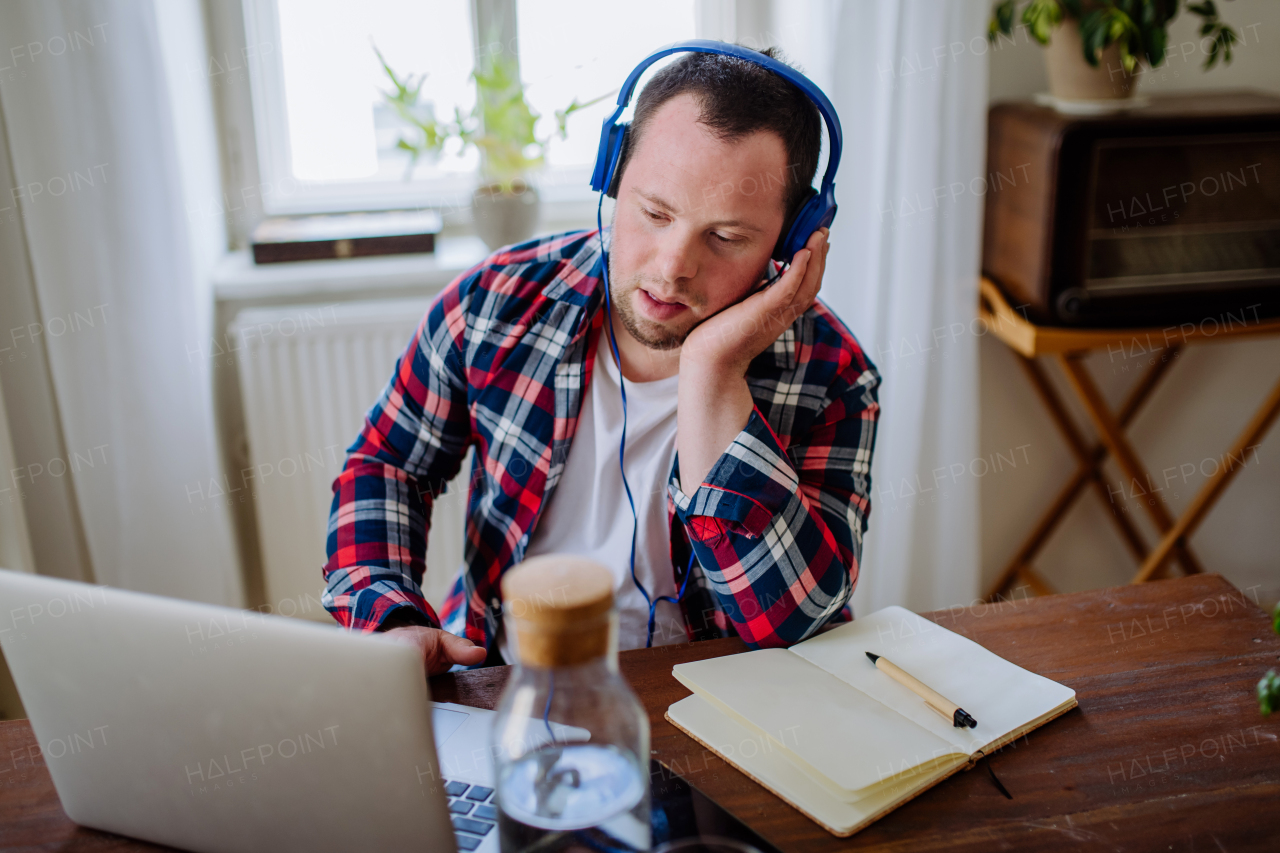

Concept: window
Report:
left=242, top=0, right=697, bottom=216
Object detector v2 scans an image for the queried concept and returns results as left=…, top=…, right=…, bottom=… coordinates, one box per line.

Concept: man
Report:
left=322, top=47, right=880, bottom=674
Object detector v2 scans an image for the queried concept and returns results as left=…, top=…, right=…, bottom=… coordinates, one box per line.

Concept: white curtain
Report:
left=776, top=0, right=989, bottom=613
left=0, top=373, right=36, bottom=575
left=0, top=0, right=242, bottom=604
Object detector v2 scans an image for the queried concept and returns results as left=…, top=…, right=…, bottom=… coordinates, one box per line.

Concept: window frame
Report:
left=235, top=0, right=734, bottom=220
left=243, top=0, right=498, bottom=215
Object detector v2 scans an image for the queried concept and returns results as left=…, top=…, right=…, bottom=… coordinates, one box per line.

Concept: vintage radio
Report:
left=983, top=91, right=1280, bottom=327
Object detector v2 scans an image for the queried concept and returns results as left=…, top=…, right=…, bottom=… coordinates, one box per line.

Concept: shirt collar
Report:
left=543, top=228, right=607, bottom=307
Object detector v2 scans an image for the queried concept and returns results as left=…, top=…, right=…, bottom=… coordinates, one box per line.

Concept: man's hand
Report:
left=677, top=228, right=830, bottom=492
left=380, top=625, right=488, bottom=676
left=682, top=227, right=829, bottom=376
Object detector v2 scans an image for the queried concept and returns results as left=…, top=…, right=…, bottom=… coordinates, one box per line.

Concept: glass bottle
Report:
left=491, top=555, right=651, bottom=853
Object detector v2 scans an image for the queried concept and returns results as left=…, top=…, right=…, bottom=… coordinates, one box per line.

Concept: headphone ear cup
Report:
left=605, top=125, right=631, bottom=199
left=773, top=187, right=819, bottom=263
left=774, top=187, right=838, bottom=264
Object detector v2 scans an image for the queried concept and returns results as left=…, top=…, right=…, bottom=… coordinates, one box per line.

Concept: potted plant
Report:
left=988, top=0, right=1240, bottom=106
left=376, top=44, right=607, bottom=250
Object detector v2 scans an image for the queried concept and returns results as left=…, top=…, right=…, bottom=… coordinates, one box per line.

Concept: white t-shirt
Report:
left=514, top=339, right=688, bottom=655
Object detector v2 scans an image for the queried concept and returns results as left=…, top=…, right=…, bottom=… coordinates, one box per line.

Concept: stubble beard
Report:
left=605, top=241, right=773, bottom=353
left=608, top=257, right=694, bottom=352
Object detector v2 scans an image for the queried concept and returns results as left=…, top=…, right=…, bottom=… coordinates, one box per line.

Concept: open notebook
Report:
left=665, top=606, right=1077, bottom=837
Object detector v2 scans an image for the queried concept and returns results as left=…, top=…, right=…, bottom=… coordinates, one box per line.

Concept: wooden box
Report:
left=982, top=91, right=1280, bottom=327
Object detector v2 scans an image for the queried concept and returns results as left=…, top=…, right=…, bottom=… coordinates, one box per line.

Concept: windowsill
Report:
left=213, top=203, right=602, bottom=303
left=211, top=235, right=491, bottom=302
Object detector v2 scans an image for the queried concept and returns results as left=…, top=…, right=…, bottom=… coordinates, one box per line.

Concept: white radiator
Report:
left=231, top=299, right=468, bottom=622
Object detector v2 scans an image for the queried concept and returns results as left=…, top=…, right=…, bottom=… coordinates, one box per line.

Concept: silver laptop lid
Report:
left=0, top=569, right=453, bottom=853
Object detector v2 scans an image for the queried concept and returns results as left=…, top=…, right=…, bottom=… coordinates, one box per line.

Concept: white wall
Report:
left=983, top=0, right=1280, bottom=607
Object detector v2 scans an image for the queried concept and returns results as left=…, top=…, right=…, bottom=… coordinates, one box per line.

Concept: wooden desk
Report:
left=3, top=575, right=1278, bottom=851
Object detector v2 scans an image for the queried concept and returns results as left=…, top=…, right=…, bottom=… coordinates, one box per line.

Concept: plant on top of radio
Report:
left=988, top=0, right=1240, bottom=74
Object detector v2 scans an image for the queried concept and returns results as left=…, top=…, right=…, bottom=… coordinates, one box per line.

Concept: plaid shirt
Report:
left=322, top=229, right=880, bottom=661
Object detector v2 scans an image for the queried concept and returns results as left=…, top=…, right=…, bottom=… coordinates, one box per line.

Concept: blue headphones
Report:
left=590, top=39, right=842, bottom=263
left=589, top=41, right=842, bottom=649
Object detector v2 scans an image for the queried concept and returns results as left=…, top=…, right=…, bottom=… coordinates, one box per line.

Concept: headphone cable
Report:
left=596, top=197, right=694, bottom=649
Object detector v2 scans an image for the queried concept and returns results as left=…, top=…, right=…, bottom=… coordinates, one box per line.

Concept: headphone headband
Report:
left=590, top=39, right=841, bottom=263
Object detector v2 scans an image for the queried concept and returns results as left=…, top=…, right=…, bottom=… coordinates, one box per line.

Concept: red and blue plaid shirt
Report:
left=322, top=229, right=880, bottom=661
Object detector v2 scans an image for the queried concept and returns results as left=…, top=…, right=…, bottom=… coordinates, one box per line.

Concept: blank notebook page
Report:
left=790, top=606, right=1076, bottom=755
left=671, top=648, right=964, bottom=795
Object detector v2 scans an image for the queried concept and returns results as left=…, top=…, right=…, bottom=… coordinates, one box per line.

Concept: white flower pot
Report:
left=472, top=179, right=540, bottom=251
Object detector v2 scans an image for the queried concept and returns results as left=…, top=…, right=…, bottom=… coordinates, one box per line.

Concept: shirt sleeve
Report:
left=321, top=279, right=473, bottom=632
left=669, top=358, right=880, bottom=648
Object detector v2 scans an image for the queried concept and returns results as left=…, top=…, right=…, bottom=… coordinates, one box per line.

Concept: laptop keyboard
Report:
left=443, top=779, right=497, bottom=851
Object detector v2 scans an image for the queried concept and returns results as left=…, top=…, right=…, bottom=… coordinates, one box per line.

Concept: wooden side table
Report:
left=980, top=277, right=1280, bottom=600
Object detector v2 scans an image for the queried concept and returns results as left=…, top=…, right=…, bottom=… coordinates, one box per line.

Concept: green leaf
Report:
left=553, top=89, right=615, bottom=139
left=988, top=0, right=1017, bottom=41
left=373, top=40, right=454, bottom=177
left=1101, top=7, right=1142, bottom=70
left=1078, top=10, right=1108, bottom=65
left=1146, top=25, right=1168, bottom=66
left=1259, top=670, right=1280, bottom=716
left=1138, top=0, right=1156, bottom=29
left=1218, top=26, right=1238, bottom=67
left=1022, top=0, right=1064, bottom=44
left=1186, top=0, right=1241, bottom=70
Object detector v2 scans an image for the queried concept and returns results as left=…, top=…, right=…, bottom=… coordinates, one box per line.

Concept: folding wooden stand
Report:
left=980, top=278, right=1280, bottom=601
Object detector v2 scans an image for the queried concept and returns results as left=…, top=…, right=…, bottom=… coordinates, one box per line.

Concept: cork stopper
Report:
left=500, top=555, right=615, bottom=667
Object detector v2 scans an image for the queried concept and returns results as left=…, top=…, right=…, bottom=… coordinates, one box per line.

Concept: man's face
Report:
left=608, top=93, right=789, bottom=351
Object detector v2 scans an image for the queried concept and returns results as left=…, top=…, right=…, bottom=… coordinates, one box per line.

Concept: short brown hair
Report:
left=616, top=46, right=822, bottom=231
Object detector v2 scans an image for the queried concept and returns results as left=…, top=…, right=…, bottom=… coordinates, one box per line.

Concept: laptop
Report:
left=0, top=569, right=580, bottom=853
